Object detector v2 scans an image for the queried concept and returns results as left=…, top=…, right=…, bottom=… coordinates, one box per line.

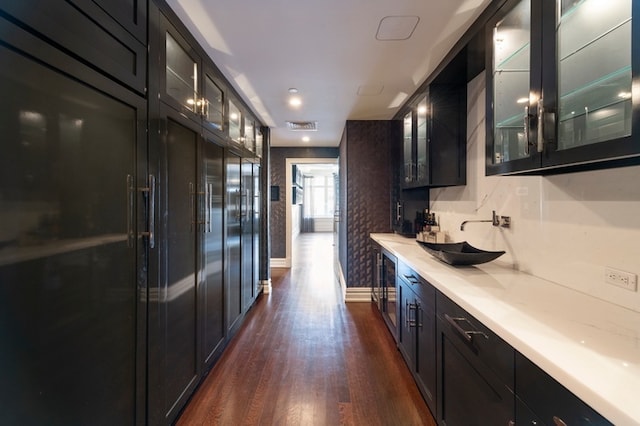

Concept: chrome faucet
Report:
left=460, top=210, right=500, bottom=231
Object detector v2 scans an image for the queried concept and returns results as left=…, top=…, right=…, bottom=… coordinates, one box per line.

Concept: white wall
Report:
left=430, top=71, right=640, bottom=312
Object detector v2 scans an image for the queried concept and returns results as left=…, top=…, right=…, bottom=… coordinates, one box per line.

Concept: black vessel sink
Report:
left=417, top=241, right=505, bottom=266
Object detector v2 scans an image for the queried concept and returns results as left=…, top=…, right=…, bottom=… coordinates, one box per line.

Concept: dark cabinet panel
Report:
left=436, top=291, right=515, bottom=426
left=252, top=163, right=262, bottom=299
left=86, top=0, right=147, bottom=42
left=397, top=262, right=437, bottom=416
left=226, top=152, right=243, bottom=334
left=200, top=139, right=225, bottom=366
left=0, top=0, right=147, bottom=94
left=149, top=110, right=200, bottom=425
left=0, top=39, right=145, bottom=425
left=241, top=160, right=254, bottom=311
left=515, top=352, right=612, bottom=425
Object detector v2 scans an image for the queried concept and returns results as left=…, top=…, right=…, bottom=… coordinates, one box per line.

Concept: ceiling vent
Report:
left=286, top=121, right=318, bottom=131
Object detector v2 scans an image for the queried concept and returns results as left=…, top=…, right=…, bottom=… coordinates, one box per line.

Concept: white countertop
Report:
left=371, top=233, right=640, bottom=425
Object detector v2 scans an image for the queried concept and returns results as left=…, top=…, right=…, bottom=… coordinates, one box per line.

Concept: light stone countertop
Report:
left=371, top=233, right=640, bottom=425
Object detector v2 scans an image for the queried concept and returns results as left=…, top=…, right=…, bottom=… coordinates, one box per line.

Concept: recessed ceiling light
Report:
left=289, top=96, right=302, bottom=107
left=302, top=136, right=310, bottom=142
left=288, top=88, right=299, bottom=94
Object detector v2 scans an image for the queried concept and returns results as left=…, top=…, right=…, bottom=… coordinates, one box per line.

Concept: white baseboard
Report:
left=270, top=258, right=290, bottom=268
left=261, top=279, right=272, bottom=294
left=345, top=287, right=372, bottom=303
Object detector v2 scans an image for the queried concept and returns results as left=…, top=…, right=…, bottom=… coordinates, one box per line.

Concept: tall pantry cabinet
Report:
left=0, top=1, right=149, bottom=425
left=0, top=1, right=266, bottom=425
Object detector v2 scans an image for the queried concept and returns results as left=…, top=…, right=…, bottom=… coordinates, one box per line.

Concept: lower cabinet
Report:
left=515, top=352, right=612, bottom=425
left=397, top=261, right=437, bottom=415
left=435, top=291, right=515, bottom=426
left=371, top=239, right=614, bottom=426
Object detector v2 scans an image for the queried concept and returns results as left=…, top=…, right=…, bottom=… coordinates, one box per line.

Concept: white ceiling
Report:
left=165, top=0, right=492, bottom=147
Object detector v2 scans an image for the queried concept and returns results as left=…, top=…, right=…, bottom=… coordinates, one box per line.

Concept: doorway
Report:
left=284, top=158, right=339, bottom=266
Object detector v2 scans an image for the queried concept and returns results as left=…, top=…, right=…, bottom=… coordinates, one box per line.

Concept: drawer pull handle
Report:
left=445, top=314, right=488, bottom=342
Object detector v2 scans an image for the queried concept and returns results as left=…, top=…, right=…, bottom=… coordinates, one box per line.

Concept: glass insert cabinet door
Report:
left=491, top=0, right=531, bottom=165
left=488, top=0, right=635, bottom=174
left=403, top=110, right=414, bottom=183
left=416, top=95, right=429, bottom=182
left=556, top=0, right=632, bottom=149
left=166, top=32, right=199, bottom=113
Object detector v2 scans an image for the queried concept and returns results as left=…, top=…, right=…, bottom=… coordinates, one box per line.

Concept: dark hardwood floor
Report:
left=176, top=233, right=436, bottom=425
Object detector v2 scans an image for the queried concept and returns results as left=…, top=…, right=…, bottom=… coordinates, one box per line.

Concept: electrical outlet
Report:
left=605, top=267, right=637, bottom=291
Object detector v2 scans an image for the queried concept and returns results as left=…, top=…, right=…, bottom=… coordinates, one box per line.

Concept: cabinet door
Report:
left=486, top=0, right=541, bottom=174
left=149, top=108, right=200, bottom=425
left=226, top=152, right=243, bottom=334
left=252, top=164, right=262, bottom=299
left=202, top=67, right=225, bottom=135
left=160, top=15, right=203, bottom=124
left=415, top=291, right=437, bottom=415
left=201, top=138, right=225, bottom=367
left=436, top=316, right=515, bottom=426
left=402, top=110, right=415, bottom=184
left=0, top=40, right=146, bottom=425
left=547, top=0, right=634, bottom=168
left=241, top=159, right=254, bottom=311
left=416, top=95, right=429, bottom=183
left=397, top=280, right=416, bottom=365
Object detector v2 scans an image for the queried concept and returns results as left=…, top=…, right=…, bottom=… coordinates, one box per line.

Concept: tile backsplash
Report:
left=430, top=71, right=640, bottom=312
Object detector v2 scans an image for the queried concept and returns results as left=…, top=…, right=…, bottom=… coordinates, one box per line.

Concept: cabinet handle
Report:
left=445, top=314, right=488, bottom=342
left=524, top=105, right=532, bottom=156
left=207, top=183, right=213, bottom=233
left=126, top=174, right=135, bottom=248
left=537, top=98, right=544, bottom=153
left=396, top=202, right=403, bottom=222
left=138, top=175, right=156, bottom=248
left=189, top=182, right=195, bottom=232
left=403, top=274, right=419, bottom=285
left=552, top=416, right=567, bottom=426
left=407, top=301, right=418, bottom=328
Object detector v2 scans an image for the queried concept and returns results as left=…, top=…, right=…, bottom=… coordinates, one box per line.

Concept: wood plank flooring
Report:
left=176, top=233, right=436, bottom=425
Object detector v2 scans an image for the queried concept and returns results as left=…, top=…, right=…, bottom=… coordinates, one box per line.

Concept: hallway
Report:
left=176, top=233, right=435, bottom=425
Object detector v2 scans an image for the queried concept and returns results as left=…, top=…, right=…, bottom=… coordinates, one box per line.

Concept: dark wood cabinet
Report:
left=148, top=106, right=200, bottom=425
left=486, top=0, right=639, bottom=175
left=371, top=242, right=398, bottom=340
left=436, top=291, right=515, bottom=426
left=226, top=152, right=243, bottom=335
left=515, top=352, right=612, bottom=425
left=398, top=49, right=467, bottom=189
left=0, top=18, right=147, bottom=424
left=200, top=138, right=226, bottom=368
left=397, top=262, right=437, bottom=415
left=0, top=0, right=147, bottom=94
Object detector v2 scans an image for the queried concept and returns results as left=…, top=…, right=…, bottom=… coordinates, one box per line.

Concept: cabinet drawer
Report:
left=436, top=291, right=514, bottom=389
left=515, top=352, right=612, bottom=425
left=397, top=260, right=435, bottom=309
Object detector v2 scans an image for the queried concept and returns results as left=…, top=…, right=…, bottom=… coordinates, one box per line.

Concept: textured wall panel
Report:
left=343, top=120, right=400, bottom=288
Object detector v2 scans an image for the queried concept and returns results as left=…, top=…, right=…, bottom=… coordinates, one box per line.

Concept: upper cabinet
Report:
left=0, top=0, right=147, bottom=94
left=486, top=0, right=637, bottom=175
left=400, top=49, right=467, bottom=188
left=156, top=11, right=262, bottom=156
